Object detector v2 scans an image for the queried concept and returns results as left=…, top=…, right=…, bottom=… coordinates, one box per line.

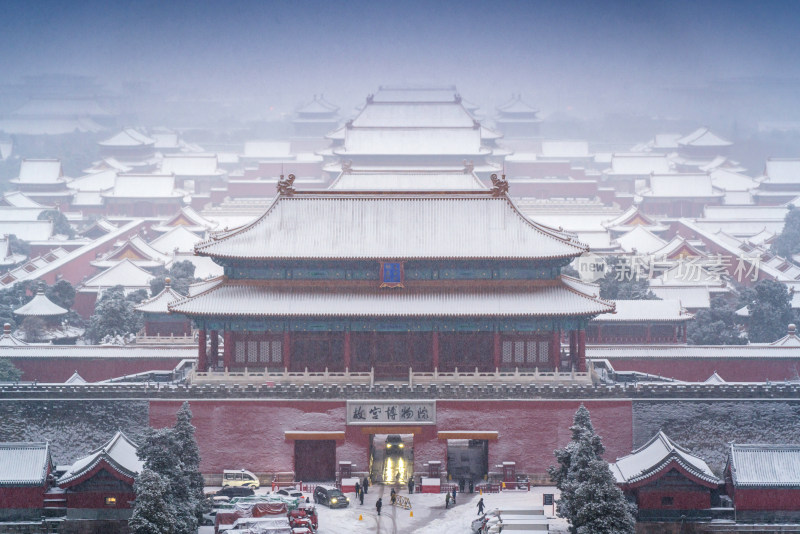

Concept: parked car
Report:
left=216, top=485, right=255, bottom=498
left=313, top=485, right=349, bottom=508
left=201, top=509, right=217, bottom=526
left=385, top=434, right=405, bottom=455
left=276, top=488, right=305, bottom=500
left=222, top=469, right=260, bottom=488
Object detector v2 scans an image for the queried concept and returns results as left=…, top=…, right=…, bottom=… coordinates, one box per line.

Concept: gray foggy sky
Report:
left=1, top=0, right=798, bottom=119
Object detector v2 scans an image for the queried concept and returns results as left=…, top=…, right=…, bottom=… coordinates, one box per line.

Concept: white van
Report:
left=222, top=469, right=260, bottom=488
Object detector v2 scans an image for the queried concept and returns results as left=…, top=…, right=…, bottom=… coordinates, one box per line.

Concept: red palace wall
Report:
left=64, top=491, right=135, bottom=509
left=605, top=358, right=800, bottom=382
left=149, top=399, right=632, bottom=479
left=11, top=356, right=190, bottom=383
left=74, top=292, right=98, bottom=318
left=0, top=485, right=46, bottom=508
left=637, top=487, right=711, bottom=510
left=734, top=488, right=800, bottom=511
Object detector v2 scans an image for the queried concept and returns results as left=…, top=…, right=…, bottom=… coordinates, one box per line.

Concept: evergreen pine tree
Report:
left=174, top=402, right=205, bottom=523
left=0, top=358, right=22, bottom=382
left=741, top=280, right=794, bottom=343
left=137, top=428, right=197, bottom=534
left=549, top=405, right=636, bottom=534
left=129, top=468, right=175, bottom=534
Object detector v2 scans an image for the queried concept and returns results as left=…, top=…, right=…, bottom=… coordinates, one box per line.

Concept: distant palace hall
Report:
left=170, top=172, right=613, bottom=378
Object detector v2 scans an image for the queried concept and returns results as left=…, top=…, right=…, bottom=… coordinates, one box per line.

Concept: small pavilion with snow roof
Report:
left=14, top=287, right=82, bottom=344
left=611, top=431, right=722, bottom=520
left=170, top=174, right=614, bottom=378
left=134, top=278, right=191, bottom=338
left=55, top=431, right=142, bottom=521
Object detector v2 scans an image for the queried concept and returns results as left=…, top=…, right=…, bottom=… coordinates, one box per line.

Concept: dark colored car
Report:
left=216, top=486, right=255, bottom=498
left=385, top=434, right=405, bottom=455
left=313, top=486, right=349, bottom=508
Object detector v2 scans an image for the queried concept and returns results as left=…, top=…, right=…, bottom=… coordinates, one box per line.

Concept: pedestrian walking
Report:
left=469, top=480, right=474, bottom=493
left=359, top=488, right=364, bottom=505
left=390, top=488, right=397, bottom=505
left=376, top=497, right=382, bottom=516
left=363, top=476, right=369, bottom=494
left=452, top=487, right=457, bottom=505
left=408, top=476, right=415, bottom=494
left=445, top=492, right=451, bottom=509
left=477, top=497, right=485, bottom=515
left=355, top=481, right=360, bottom=496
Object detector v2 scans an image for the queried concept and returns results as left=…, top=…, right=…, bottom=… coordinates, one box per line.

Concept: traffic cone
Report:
left=410, top=511, right=413, bottom=517
left=480, top=489, right=483, bottom=495
left=358, top=514, right=362, bottom=521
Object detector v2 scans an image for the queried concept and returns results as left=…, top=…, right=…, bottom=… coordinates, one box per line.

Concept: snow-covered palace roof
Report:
left=728, top=444, right=800, bottom=488
left=58, top=431, right=142, bottom=487
left=0, top=442, right=51, bottom=486
left=169, top=277, right=615, bottom=318
left=14, top=289, right=68, bottom=317
left=611, top=431, right=720, bottom=488
left=134, top=280, right=185, bottom=314
left=195, top=190, right=589, bottom=261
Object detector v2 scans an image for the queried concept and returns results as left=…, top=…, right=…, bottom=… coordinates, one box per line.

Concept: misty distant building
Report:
left=323, top=85, right=502, bottom=182
left=292, top=94, right=340, bottom=138
left=97, top=128, right=158, bottom=171
left=494, top=93, right=542, bottom=139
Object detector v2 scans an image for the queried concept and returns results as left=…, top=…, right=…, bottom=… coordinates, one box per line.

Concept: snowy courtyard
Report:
left=200, top=485, right=566, bottom=534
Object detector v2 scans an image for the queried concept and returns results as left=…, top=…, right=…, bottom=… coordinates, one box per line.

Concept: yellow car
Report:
left=222, top=469, right=260, bottom=489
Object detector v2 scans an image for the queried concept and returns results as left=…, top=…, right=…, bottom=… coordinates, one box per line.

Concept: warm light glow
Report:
left=105, top=497, right=117, bottom=506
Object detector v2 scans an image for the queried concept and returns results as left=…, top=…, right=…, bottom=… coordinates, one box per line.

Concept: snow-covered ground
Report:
left=201, top=484, right=568, bottom=533
left=313, top=485, right=568, bottom=534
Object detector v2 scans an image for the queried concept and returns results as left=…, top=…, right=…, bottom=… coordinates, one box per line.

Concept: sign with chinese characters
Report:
left=380, top=262, right=404, bottom=288
left=346, top=400, right=436, bottom=425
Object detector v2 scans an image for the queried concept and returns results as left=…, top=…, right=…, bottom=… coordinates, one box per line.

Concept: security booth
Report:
left=428, top=461, right=441, bottom=479
left=503, top=461, right=516, bottom=487
left=338, top=461, right=352, bottom=480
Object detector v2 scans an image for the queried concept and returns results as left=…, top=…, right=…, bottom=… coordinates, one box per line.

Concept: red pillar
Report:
left=283, top=331, right=291, bottom=370
left=646, top=325, right=652, bottom=344
left=197, top=329, right=207, bottom=372
left=493, top=331, right=501, bottom=369
left=569, top=330, right=577, bottom=368
left=432, top=331, right=439, bottom=370
left=551, top=330, right=560, bottom=372
left=577, top=329, right=587, bottom=372
left=597, top=325, right=603, bottom=344
left=683, top=324, right=687, bottom=344
left=209, top=330, right=219, bottom=368
left=343, top=331, right=351, bottom=370
left=223, top=330, right=233, bottom=370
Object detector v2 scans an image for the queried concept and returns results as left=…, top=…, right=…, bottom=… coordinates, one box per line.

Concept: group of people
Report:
left=368, top=480, right=486, bottom=517
left=444, top=486, right=458, bottom=508
left=354, top=477, right=369, bottom=506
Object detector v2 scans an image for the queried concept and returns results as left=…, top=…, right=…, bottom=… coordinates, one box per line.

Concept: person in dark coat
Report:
left=390, top=488, right=397, bottom=505
left=469, top=480, right=474, bottom=493
left=477, top=497, right=485, bottom=515
left=363, top=477, right=369, bottom=494
left=359, top=488, right=364, bottom=505
left=452, top=487, right=457, bottom=505
left=355, top=481, right=360, bottom=496
left=408, top=476, right=415, bottom=494
left=376, top=497, right=382, bottom=516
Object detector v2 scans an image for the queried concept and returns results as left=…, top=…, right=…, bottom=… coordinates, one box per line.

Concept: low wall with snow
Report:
left=0, top=399, right=150, bottom=464
left=2, top=393, right=800, bottom=483
left=633, top=400, right=800, bottom=475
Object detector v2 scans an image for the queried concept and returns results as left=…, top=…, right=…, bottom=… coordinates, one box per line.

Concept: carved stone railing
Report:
left=187, top=365, right=591, bottom=386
